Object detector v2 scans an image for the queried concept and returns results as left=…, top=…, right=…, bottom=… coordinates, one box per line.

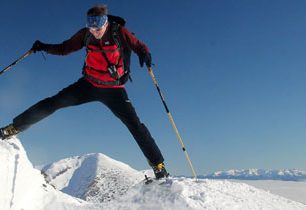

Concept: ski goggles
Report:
left=86, top=15, right=108, bottom=30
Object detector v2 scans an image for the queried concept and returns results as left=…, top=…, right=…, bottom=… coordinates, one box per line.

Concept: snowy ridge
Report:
left=42, top=153, right=144, bottom=202
left=1, top=137, right=306, bottom=210
left=200, top=169, right=306, bottom=181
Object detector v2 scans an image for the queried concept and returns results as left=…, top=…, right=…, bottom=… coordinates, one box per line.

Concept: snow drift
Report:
left=1, top=137, right=306, bottom=210
left=0, top=137, right=101, bottom=210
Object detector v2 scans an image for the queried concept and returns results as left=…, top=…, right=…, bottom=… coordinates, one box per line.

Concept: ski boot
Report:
left=152, top=162, right=169, bottom=179
left=0, top=124, right=19, bottom=140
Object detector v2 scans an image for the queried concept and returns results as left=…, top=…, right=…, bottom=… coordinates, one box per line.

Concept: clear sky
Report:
left=1, top=0, right=306, bottom=176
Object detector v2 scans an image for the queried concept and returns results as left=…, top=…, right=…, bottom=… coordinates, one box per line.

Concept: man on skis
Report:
left=0, top=5, right=168, bottom=179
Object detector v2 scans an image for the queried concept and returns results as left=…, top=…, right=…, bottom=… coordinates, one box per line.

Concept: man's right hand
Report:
left=31, top=40, right=47, bottom=53
left=139, top=52, right=152, bottom=68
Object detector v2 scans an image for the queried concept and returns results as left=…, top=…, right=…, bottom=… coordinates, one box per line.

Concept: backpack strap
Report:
left=110, top=22, right=132, bottom=82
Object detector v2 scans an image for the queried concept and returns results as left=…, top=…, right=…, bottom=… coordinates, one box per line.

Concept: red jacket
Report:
left=45, top=25, right=149, bottom=88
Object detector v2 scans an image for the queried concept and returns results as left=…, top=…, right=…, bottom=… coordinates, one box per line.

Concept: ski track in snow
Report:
left=10, top=154, right=19, bottom=208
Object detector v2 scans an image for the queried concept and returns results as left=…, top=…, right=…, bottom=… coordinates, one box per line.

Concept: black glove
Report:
left=31, top=40, right=47, bottom=53
left=139, top=52, right=152, bottom=68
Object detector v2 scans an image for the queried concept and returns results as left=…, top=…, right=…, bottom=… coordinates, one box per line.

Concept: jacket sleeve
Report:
left=120, top=26, right=150, bottom=55
left=44, top=28, right=87, bottom=55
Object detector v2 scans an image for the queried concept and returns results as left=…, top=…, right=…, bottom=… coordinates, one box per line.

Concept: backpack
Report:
left=83, top=15, right=132, bottom=86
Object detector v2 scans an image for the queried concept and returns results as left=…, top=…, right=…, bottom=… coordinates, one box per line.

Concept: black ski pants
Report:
left=13, top=78, right=164, bottom=166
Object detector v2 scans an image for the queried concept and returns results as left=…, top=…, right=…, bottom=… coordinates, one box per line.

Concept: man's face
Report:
left=89, top=22, right=108, bottom=39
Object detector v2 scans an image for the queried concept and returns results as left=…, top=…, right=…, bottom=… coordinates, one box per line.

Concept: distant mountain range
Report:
left=199, top=169, right=306, bottom=181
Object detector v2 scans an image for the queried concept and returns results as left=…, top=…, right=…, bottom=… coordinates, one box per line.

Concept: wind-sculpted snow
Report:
left=1, top=137, right=306, bottom=210
left=0, top=137, right=102, bottom=210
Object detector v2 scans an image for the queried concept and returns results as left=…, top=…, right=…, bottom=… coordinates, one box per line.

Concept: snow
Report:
left=41, top=153, right=144, bottom=202
left=108, top=178, right=305, bottom=210
left=0, top=137, right=101, bottom=210
left=200, top=169, right=306, bottom=204
left=1, top=137, right=306, bottom=210
left=232, top=180, right=306, bottom=205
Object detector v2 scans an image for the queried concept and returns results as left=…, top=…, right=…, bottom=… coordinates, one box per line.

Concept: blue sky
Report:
left=1, top=0, right=306, bottom=176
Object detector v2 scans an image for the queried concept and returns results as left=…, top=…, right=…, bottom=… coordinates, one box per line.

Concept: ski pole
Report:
left=147, top=66, right=198, bottom=179
left=0, top=49, right=33, bottom=76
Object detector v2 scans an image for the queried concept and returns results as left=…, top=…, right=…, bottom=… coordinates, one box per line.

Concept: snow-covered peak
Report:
left=202, top=169, right=306, bottom=181
left=41, top=153, right=144, bottom=202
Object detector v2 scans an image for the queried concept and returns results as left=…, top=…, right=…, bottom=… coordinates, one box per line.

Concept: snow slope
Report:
left=0, top=137, right=101, bottom=210
left=1, top=137, right=306, bottom=210
left=232, top=180, right=306, bottom=205
left=198, top=169, right=306, bottom=204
